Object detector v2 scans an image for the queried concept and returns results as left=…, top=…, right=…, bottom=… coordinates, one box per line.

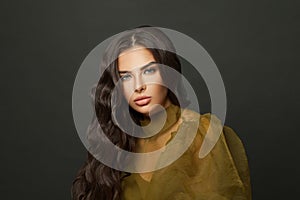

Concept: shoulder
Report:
left=178, top=108, right=222, bottom=154
left=180, top=107, right=221, bottom=128
left=180, top=108, right=245, bottom=158
left=179, top=108, right=252, bottom=199
left=180, top=108, right=223, bottom=140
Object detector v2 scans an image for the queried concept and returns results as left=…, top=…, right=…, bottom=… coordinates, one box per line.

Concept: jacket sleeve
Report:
left=183, top=113, right=252, bottom=200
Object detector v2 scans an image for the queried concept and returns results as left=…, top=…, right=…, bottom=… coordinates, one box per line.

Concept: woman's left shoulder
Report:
left=179, top=108, right=223, bottom=134
left=179, top=109, right=252, bottom=199
left=179, top=108, right=224, bottom=142
left=179, top=108, right=246, bottom=158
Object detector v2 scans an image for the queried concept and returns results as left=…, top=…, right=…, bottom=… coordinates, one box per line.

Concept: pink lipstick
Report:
left=134, top=96, right=151, bottom=106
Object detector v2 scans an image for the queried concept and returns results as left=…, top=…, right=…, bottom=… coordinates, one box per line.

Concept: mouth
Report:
left=134, top=96, right=151, bottom=106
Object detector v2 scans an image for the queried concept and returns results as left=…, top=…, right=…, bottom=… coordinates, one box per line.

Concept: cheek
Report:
left=122, top=85, right=133, bottom=102
left=161, top=86, right=168, bottom=96
left=153, top=85, right=168, bottom=98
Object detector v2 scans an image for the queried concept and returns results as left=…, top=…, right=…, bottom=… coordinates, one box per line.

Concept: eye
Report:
left=143, top=67, right=156, bottom=75
left=120, top=74, right=132, bottom=81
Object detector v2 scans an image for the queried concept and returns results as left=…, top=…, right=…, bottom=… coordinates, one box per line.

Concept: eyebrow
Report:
left=118, top=61, right=158, bottom=74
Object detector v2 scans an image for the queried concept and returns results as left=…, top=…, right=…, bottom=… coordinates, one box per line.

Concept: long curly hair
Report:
left=71, top=25, right=189, bottom=200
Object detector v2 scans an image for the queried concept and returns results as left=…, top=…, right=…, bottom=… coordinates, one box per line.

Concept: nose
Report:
left=135, top=84, right=146, bottom=93
left=134, top=75, right=146, bottom=93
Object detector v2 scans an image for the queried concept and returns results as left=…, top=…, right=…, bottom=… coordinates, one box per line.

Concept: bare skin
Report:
left=118, top=46, right=179, bottom=182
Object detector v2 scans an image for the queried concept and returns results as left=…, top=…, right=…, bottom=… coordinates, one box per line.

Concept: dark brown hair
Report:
left=71, top=25, right=189, bottom=200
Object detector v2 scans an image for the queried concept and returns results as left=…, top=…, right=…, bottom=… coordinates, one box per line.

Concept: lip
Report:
left=134, top=96, right=151, bottom=106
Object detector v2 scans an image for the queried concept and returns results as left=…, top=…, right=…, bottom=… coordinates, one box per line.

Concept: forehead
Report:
left=117, top=47, right=156, bottom=71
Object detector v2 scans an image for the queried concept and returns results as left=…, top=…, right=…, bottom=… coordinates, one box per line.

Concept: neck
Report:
left=138, top=102, right=180, bottom=145
left=142, top=98, right=172, bottom=120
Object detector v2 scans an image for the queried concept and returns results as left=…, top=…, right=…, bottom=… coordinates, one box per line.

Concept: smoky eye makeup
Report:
left=143, top=65, right=158, bottom=75
left=118, top=61, right=161, bottom=81
left=119, top=72, right=132, bottom=81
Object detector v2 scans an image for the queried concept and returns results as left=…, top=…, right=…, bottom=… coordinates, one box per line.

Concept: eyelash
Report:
left=144, top=68, right=156, bottom=74
left=120, top=74, right=131, bottom=81
left=120, top=67, right=157, bottom=81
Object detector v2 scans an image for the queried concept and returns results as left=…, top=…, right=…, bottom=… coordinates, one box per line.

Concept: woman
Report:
left=72, top=26, right=252, bottom=200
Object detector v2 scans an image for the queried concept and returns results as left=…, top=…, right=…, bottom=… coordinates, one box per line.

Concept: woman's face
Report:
left=117, top=47, right=171, bottom=116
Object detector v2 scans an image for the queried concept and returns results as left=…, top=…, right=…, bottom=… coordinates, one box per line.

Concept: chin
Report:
left=132, top=106, right=151, bottom=116
left=132, top=104, right=164, bottom=116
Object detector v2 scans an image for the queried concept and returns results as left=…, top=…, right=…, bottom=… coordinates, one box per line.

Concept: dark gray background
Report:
left=1, top=0, right=299, bottom=199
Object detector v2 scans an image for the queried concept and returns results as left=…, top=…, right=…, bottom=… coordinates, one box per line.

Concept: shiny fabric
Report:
left=121, top=103, right=251, bottom=200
